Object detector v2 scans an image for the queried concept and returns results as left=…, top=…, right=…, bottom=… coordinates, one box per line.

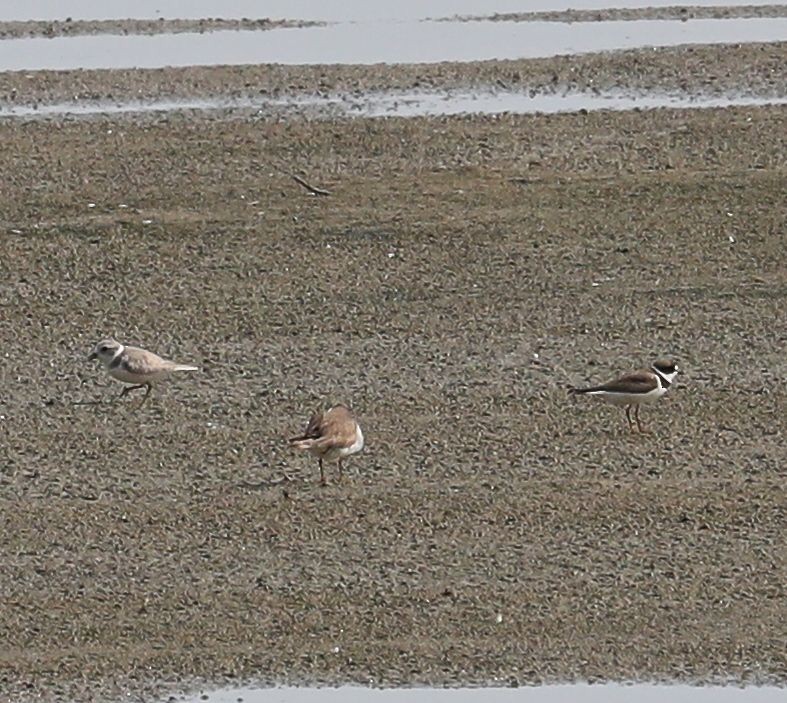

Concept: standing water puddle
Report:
left=179, top=685, right=786, bottom=703
left=354, top=90, right=787, bottom=117
left=1, top=17, right=787, bottom=71
left=2, top=90, right=786, bottom=121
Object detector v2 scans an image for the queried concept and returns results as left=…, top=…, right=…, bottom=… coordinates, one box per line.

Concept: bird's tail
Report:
left=568, top=386, right=595, bottom=395
left=172, top=364, right=199, bottom=372
left=289, top=436, right=316, bottom=450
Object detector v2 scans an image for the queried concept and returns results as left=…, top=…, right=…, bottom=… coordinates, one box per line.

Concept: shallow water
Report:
left=2, top=90, right=785, bottom=121
left=180, top=685, right=786, bottom=703
left=1, top=1, right=782, bottom=22
left=358, top=90, right=787, bottom=117
left=2, top=17, right=787, bottom=71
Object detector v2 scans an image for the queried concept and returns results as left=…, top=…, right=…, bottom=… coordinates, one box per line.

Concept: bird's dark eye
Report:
left=100, top=346, right=109, bottom=352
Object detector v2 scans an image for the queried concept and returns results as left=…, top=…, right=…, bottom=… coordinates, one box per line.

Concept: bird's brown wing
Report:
left=594, top=370, right=658, bottom=394
left=290, top=410, right=326, bottom=443
left=119, top=346, right=173, bottom=376
left=303, top=410, right=326, bottom=439
left=290, top=406, right=358, bottom=448
left=313, top=406, right=358, bottom=449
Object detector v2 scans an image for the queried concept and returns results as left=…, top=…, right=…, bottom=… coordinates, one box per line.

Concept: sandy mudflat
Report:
left=0, top=43, right=785, bottom=109
left=0, top=43, right=785, bottom=703
left=447, top=3, right=787, bottom=22
left=0, top=17, right=322, bottom=39
left=1, top=4, right=786, bottom=38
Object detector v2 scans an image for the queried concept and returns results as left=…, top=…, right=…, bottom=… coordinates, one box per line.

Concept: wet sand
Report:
left=450, top=3, right=787, bottom=23
left=0, top=17, right=321, bottom=39
left=1, top=42, right=785, bottom=112
left=0, top=47, right=785, bottom=703
left=1, top=5, right=786, bottom=38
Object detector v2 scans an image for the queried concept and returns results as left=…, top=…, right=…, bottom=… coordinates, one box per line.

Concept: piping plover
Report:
left=289, top=404, right=364, bottom=485
left=87, top=338, right=198, bottom=407
left=569, top=359, right=678, bottom=432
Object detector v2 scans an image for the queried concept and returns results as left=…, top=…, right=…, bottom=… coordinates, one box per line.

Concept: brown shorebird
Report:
left=289, top=404, right=365, bottom=484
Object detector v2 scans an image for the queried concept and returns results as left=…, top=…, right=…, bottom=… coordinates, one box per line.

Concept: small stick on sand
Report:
left=291, top=174, right=331, bottom=197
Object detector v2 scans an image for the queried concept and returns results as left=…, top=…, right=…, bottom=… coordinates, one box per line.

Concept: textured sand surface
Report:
left=0, top=53, right=785, bottom=702
left=0, top=17, right=321, bottom=39
left=1, top=5, right=785, bottom=38
left=0, top=43, right=785, bottom=110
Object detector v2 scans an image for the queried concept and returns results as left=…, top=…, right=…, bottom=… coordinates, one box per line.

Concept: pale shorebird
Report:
left=569, top=359, right=678, bottom=432
left=87, top=338, right=198, bottom=407
left=289, top=404, right=364, bottom=485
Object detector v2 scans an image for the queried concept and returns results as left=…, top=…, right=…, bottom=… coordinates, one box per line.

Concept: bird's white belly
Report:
left=318, top=426, right=365, bottom=462
left=108, top=367, right=168, bottom=385
left=590, top=387, right=666, bottom=406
